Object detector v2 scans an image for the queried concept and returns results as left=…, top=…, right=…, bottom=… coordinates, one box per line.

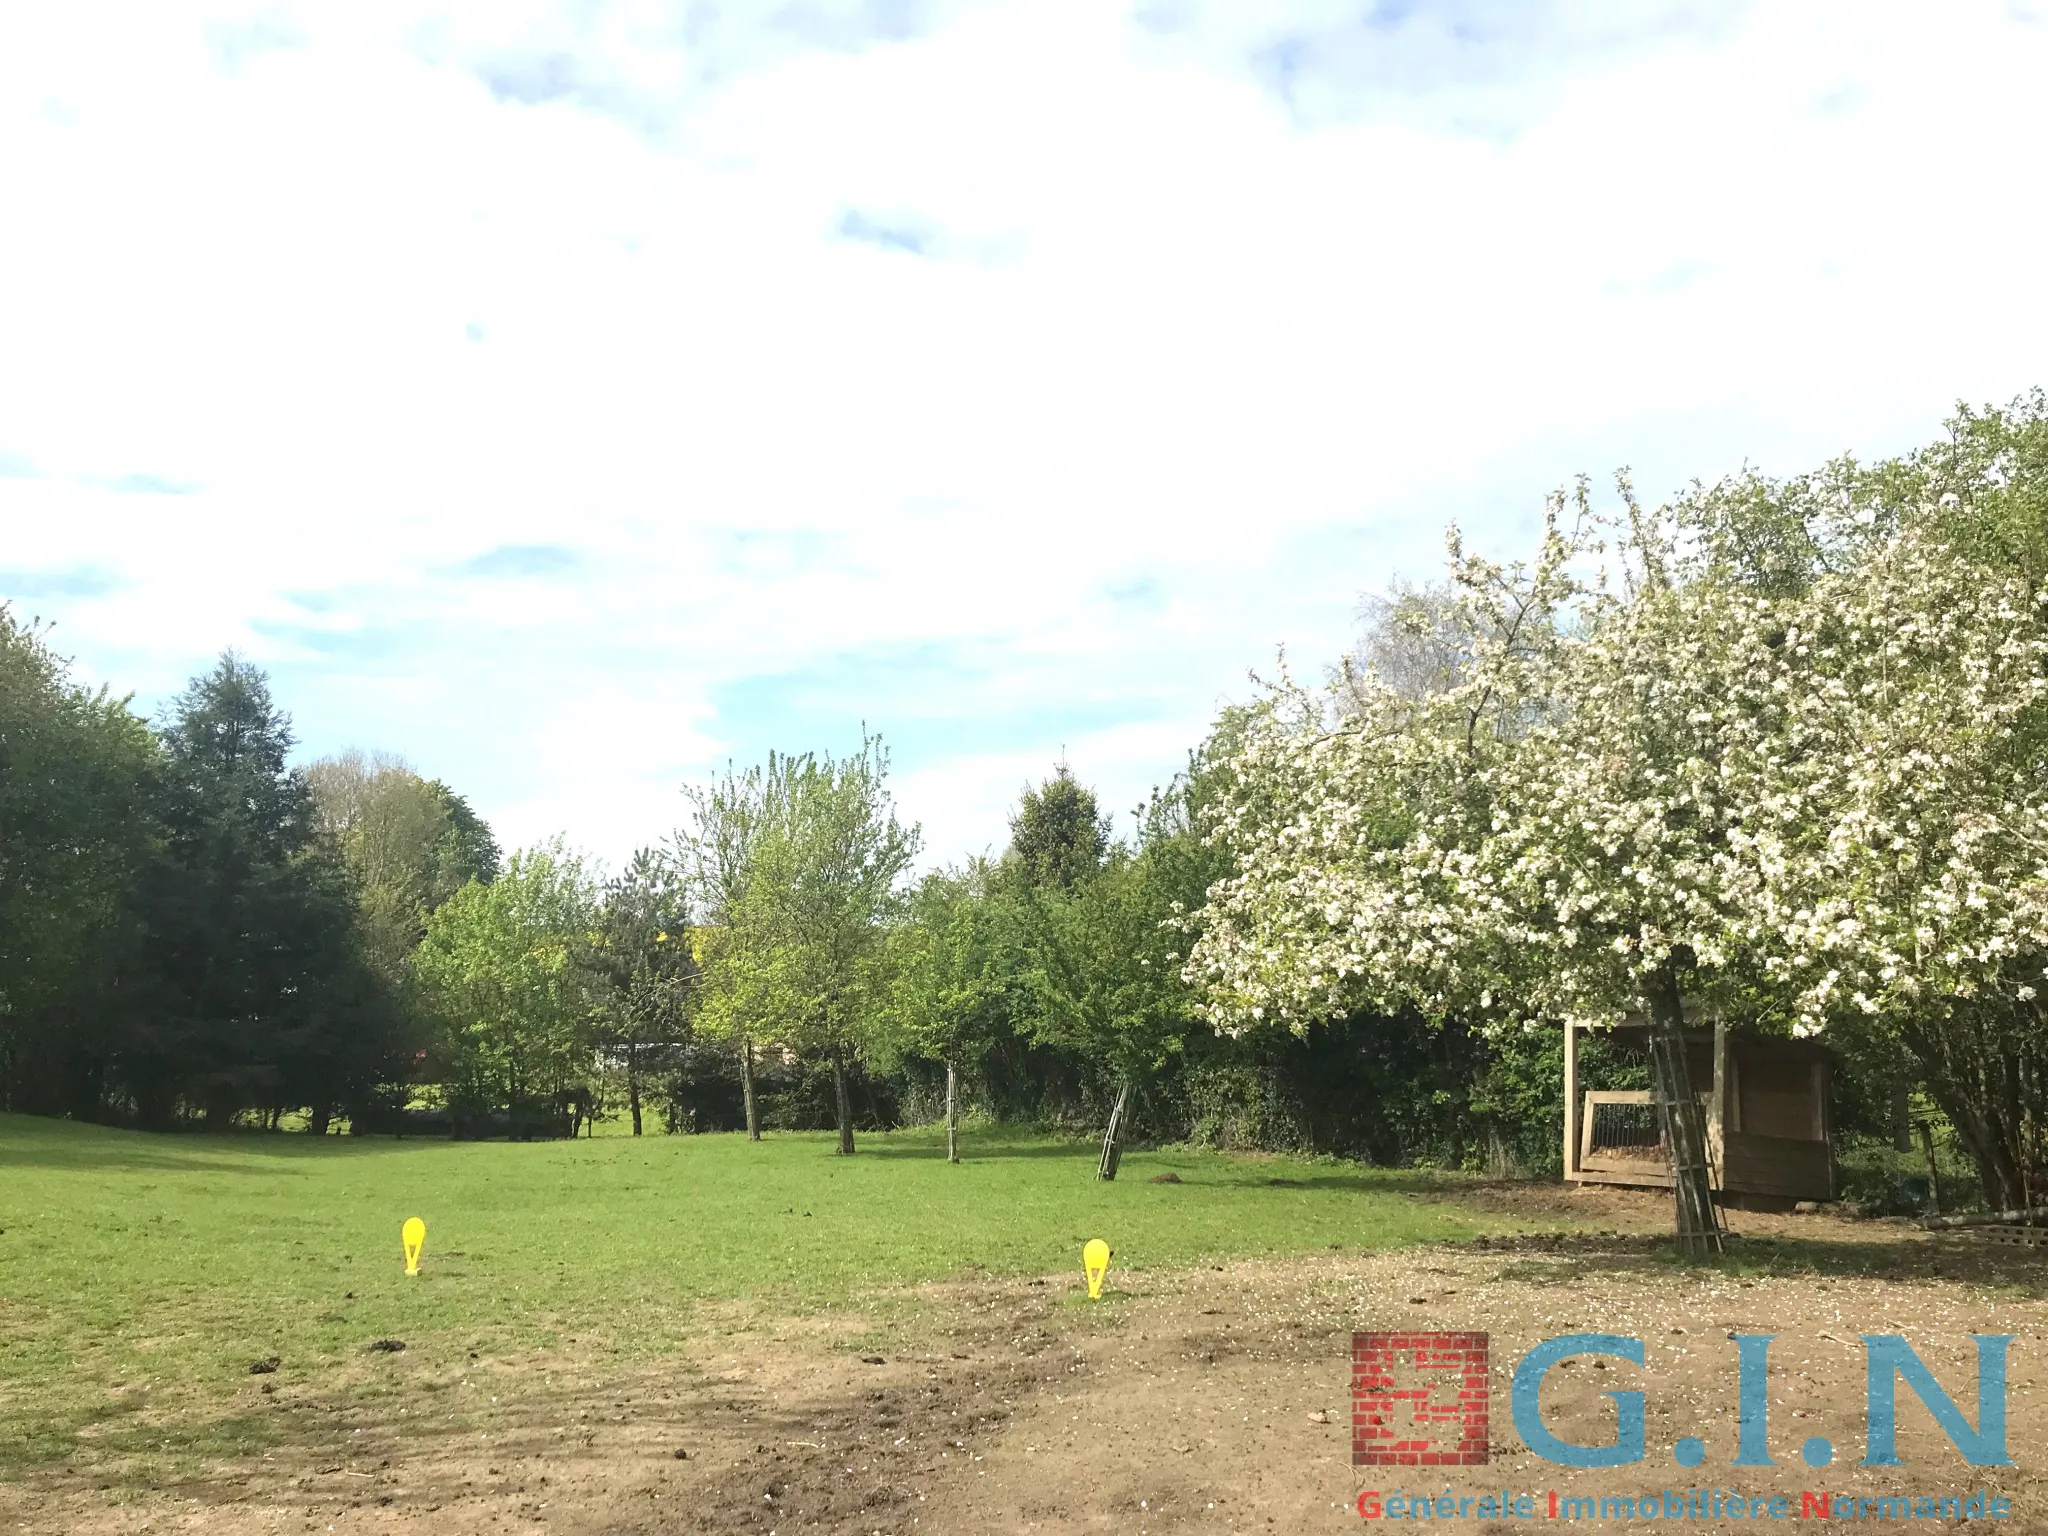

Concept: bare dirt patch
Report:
left=8, top=1196, right=2046, bottom=1534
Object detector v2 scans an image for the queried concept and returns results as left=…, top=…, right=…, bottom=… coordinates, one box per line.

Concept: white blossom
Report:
left=1187, top=490, right=2048, bottom=1045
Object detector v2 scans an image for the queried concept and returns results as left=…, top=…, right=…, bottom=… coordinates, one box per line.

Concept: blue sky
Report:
left=4, top=1, right=2048, bottom=868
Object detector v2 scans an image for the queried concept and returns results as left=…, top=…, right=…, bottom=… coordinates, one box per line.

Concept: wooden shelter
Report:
left=1562, top=1016, right=1834, bottom=1205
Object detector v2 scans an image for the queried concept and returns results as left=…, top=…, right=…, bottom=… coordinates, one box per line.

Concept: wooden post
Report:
left=1562, top=1020, right=1579, bottom=1183
left=1815, top=1057, right=1834, bottom=1199
left=946, top=1059, right=959, bottom=1165
left=1709, top=1013, right=1729, bottom=1188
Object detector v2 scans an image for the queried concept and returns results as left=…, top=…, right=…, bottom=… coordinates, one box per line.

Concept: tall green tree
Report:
left=1018, top=850, right=1191, bottom=1178
left=426, top=780, right=501, bottom=897
left=135, top=652, right=394, bottom=1130
left=765, top=738, right=920, bottom=1155
left=678, top=760, right=772, bottom=1138
left=411, top=840, right=599, bottom=1130
left=696, top=738, right=919, bottom=1154
left=1002, top=764, right=1213, bottom=1179
left=305, top=752, right=500, bottom=1000
left=1004, top=764, right=1109, bottom=889
left=306, top=751, right=452, bottom=983
left=883, top=859, right=1015, bottom=1161
left=0, top=608, right=160, bottom=1118
left=587, top=848, right=694, bottom=1135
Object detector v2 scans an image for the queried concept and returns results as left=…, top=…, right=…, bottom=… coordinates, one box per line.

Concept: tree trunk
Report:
left=833, top=1047, right=856, bottom=1156
left=308, top=1105, right=331, bottom=1137
left=134, top=1074, right=174, bottom=1132
left=1642, top=962, right=1722, bottom=1257
left=740, top=1038, right=760, bottom=1141
left=628, top=1046, right=643, bottom=1137
left=1098, top=1081, right=1131, bottom=1182
left=946, top=1058, right=959, bottom=1164
left=1904, top=1013, right=2031, bottom=1210
left=1919, top=1121, right=1944, bottom=1214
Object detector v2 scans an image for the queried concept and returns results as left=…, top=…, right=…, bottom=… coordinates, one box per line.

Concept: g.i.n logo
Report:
left=1514, top=1333, right=2014, bottom=1469
left=1353, top=1331, right=2015, bottom=1469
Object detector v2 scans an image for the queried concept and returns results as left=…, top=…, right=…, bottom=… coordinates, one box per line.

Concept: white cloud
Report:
left=4, top=0, right=2046, bottom=866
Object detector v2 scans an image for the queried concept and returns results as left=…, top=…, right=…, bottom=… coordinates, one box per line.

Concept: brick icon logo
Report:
left=1352, top=1331, right=1489, bottom=1466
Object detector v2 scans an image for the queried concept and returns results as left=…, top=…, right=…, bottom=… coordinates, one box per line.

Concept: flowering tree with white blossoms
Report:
left=1185, top=502, right=1582, bottom=1036
left=1733, top=530, right=2048, bottom=1205
left=1666, top=395, right=2048, bottom=1206
left=1194, top=489, right=1785, bottom=1248
left=1192, top=397, right=2048, bottom=1221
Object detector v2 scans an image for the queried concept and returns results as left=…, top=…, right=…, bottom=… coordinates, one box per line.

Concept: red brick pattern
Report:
left=1351, top=1331, right=1489, bottom=1467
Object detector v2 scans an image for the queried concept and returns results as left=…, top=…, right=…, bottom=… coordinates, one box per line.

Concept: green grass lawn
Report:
left=0, top=1113, right=1547, bottom=1480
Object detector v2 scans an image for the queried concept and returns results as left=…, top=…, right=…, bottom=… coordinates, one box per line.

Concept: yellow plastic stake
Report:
left=402, top=1217, right=426, bottom=1277
left=1082, top=1238, right=1111, bottom=1299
